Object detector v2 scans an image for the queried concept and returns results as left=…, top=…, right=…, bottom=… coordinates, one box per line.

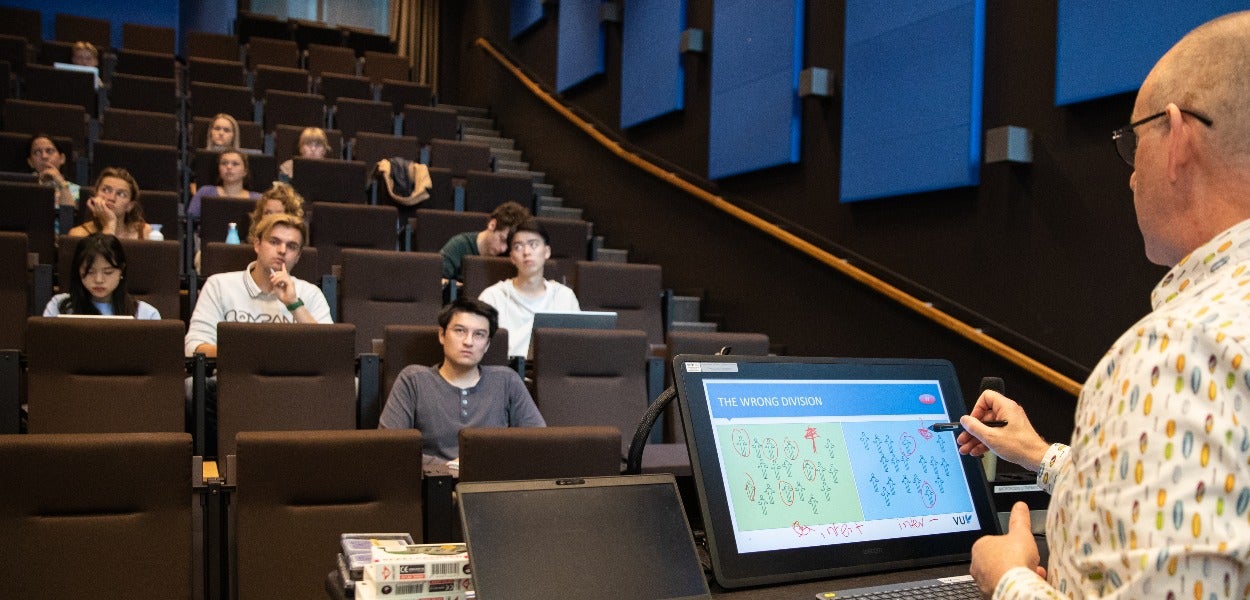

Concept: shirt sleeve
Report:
left=378, top=367, right=418, bottom=429
left=993, top=567, right=1063, bottom=600
left=187, top=186, right=209, bottom=219
left=1036, top=443, right=1070, bottom=494
left=184, top=275, right=224, bottom=355
left=136, top=301, right=161, bottom=320
left=42, top=293, right=66, bottom=316
left=298, top=280, right=334, bottom=323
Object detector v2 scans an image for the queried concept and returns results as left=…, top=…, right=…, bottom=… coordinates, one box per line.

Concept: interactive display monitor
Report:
left=673, top=355, right=999, bottom=588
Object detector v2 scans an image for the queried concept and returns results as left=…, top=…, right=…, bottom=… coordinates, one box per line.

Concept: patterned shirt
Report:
left=995, top=218, right=1250, bottom=599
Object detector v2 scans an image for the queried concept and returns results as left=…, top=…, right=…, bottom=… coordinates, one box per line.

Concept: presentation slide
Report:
left=701, top=379, right=980, bottom=553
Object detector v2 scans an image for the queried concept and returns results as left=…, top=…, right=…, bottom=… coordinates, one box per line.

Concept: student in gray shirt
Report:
left=379, top=297, right=545, bottom=464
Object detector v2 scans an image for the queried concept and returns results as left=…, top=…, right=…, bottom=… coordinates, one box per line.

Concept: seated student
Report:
left=185, top=213, right=332, bottom=358
left=71, top=41, right=98, bottom=68
left=379, top=297, right=545, bottom=465
left=187, top=149, right=262, bottom=219
left=478, top=219, right=579, bottom=358
left=247, top=181, right=305, bottom=237
left=278, top=127, right=330, bottom=182
left=43, top=233, right=160, bottom=319
left=205, top=113, right=240, bottom=152
left=440, top=200, right=531, bottom=281
left=27, top=134, right=79, bottom=208
left=68, top=167, right=151, bottom=240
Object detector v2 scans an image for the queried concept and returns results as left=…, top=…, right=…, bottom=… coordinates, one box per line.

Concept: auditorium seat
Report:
left=101, top=107, right=179, bottom=147
left=307, top=42, right=358, bottom=77
left=187, top=31, right=241, bottom=62
left=107, top=73, right=179, bottom=114
left=137, top=190, right=182, bottom=245
left=347, top=30, right=391, bottom=56
left=463, top=169, right=535, bottom=213
left=54, top=13, right=109, bottom=48
left=122, top=23, right=175, bottom=54
left=332, top=96, right=395, bottom=140
left=262, top=89, right=325, bottom=132
left=339, top=248, right=443, bottom=353
left=0, top=432, right=194, bottom=600
left=292, top=19, right=344, bottom=50
left=410, top=208, right=488, bottom=253
left=663, top=331, right=770, bottom=442
left=253, top=64, right=310, bottom=96
left=22, top=64, right=95, bottom=115
left=37, top=40, right=74, bottom=66
left=91, top=140, right=180, bottom=192
left=0, top=6, right=41, bottom=47
left=187, top=57, right=247, bottom=87
left=428, top=139, right=492, bottom=177
left=190, top=148, right=276, bottom=189
left=197, top=195, right=256, bottom=244
left=308, top=202, right=399, bottom=273
left=353, top=131, right=419, bottom=167
left=318, top=72, right=373, bottom=105
left=247, top=36, right=300, bottom=70
left=380, top=79, right=432, bottom=114
left=381, top=324, right=510, bottom=406
left=25, top=317, right=187, bottom=434
left=426, top=166, right=455, bottom=211
left=0, top=182, right=56, bottom=265
left=0, top=232, right=29, bottom=350
left=0, top=132, right=69, bottom=174
left=113, top=48, right=177, bottom=79
left=575, top=261, right=665, bottom=346
left=232, top=429, right=423, bottom=600
left=3, top=99, right=87, bottom=155
left=458, top=426, right=622, bottom=482
left=215, top=322, right=357, bottom=457
left=291, top=157, right=369, bottom=204
left=0, top=34, right=26, bottom=78
left=364, top=51, right=410, bottom=84
left=403, top=104, right=459, bottom=143
left=188, top=82, right=254, bottom=122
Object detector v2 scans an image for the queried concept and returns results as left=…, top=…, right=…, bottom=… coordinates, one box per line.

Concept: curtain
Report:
left=390, top=0, right=440, bottom=92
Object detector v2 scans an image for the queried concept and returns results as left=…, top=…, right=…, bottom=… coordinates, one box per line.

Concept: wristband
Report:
left=285, top=298, right=304, bottom=312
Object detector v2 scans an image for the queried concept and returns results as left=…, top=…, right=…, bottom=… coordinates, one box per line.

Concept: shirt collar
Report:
left=241, top=261, right=268, bottom=299
left=1151, top=218, right=1250, bottom=308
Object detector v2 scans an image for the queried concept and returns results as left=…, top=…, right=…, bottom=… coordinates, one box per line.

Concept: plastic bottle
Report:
left=147, top=223, right=164, bottom=241
left=226, top=222, right=240, bottom=244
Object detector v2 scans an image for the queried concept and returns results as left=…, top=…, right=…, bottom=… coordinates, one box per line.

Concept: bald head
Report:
left=1143, top=11, right=1250, bottom=159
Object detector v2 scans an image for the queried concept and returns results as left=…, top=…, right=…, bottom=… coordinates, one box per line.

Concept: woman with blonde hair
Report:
left=248, top=181, right=305, bottom=237
left=278, top=127, right=330, bottom=181
left=68, top=167, right=150, bottom=240
left=205, top=113, right=240, bottom=151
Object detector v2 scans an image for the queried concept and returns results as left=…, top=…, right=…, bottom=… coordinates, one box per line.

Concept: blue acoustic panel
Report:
left=511, top=0, right=546, bottom=39
left=840, top=0, right=985, bottom=203
left=1056, top=1, right=1249, bottom=106
left=557, top=0, right=607, bottom=93
left=708, top=0, right=804, bottom=180
left=620, top=0, right=686, bottom=129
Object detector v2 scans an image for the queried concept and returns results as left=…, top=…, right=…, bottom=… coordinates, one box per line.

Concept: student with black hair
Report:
left=43, top=233, right=160, bottom=319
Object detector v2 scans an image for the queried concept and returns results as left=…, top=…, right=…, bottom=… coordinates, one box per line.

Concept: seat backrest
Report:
left=247, top=36, right=300, bottom=69
left=458, top=426, right=622, bottom=482
left=216, top=322, right=357, bottom=457
left=0, top=131, right=71, bottom=174
left=122, top=23, right=176, bottom=54
left=308, top=201, right=398, bottom=273
left=199, top=195, right=257, bottom=244
left=91, top=140, right=180, bottom=192
left=56, top=236, right=182, bottom=319
left=461, top=255, right=514, bottom=299
left=428, top=139, right=492, bottom=177
left=575, top=261, right=664, bottom=345
left=37, top=39, right=74, bottom=65
left=291, top=157, right=369, bottom=204
left=274, top=124, right=343, bottom=164
left=22, top=64, right=95, bottom=114
left=113, top=48, right=177, bottom=79
left=379, top=79, right=431, bottom=113
left=411, top=208, right=488, bottom=253
left=532, top=328, right=650, bottom=455
left=0, top=33, right=26, bottom=78
left=463, top=169, right=534, bottom=214
left=234, top=429, right=423, bottom=600
left=188, top=81, right=253, bottom=121
left=138, top=190, right=181, bottom=245
left=318, top=72, right=372, bottom=105
left=364, top=51, right=410, bottom=84
left=347, top=30, right=391, bottom=56
left=190, top=149, right=276, bottom=190
left=263, top=89, right=325, bottom=132
left=253, top=64, right=309, bottom=96
left=199, top=241, right=319, bottom=283
left=425, top=166, right=455, bottom=211
left=663, top=330, right=770, bottom=442
left=402, top=104, right=458, bottom=143
left=187, top=31, right=242, bottom=62
left=333, top=96, right=395, bottom=139
left=3, top=99, right=87, bottom=154
left=0, top=181, right=56, bottom=264
left=0, top=6, right=41, bottom=47
left=102, top=107, right=179, bottom=147
left=237, top=11, right=292, bottom=44
left=189, top=116, right=265, bottom=151
left=108, top=73, right=179, bottom=114
left=0, top=231, right=28, bottom=350
left=535, top=216, right=592, bottom=260
left=187, top=57, right=247, bottom=87
left=0, top=432, right=193, bottom=600
left=292, top=19, right=344, bottom=50
left=307, top=42, right=357, bottom=76
left=380, top=325, right=511, bottom=402
left=339, top=248, right=442, bottom=353
left=25, top=317, right=187, bottom=433
left=353, top=131, right=419, bottom=167
left=54, top=13, right=109, bottom=48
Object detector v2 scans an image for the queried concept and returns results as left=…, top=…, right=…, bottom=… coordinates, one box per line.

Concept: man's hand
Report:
left=269, top=263, right=297, bottom=305
left=970, top=502, right=1045, bottom=597
left=956, top=390, right=1051, bottom=471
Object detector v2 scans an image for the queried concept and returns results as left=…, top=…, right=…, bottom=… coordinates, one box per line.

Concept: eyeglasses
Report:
left=1112, top=108, right=1212, bottom=167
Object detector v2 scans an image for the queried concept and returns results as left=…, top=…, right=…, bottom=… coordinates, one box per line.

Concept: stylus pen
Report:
left=929, top=420, right=1007, bottom=433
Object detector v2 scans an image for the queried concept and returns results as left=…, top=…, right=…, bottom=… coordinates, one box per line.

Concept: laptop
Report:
left=672, top=355, right=1000, bottom=590
left=458, top=474, right=712, bottom=599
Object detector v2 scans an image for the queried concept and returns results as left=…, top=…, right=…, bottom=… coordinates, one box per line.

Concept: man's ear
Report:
left=485, top=218, right=498, bottom=233
left=1165, top=103, right=1195, bottom=183
left=437, top=327, right=447, bottom=346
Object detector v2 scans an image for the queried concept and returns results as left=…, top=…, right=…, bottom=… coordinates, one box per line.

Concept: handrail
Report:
left=475, top=37, right=1083, bottom=397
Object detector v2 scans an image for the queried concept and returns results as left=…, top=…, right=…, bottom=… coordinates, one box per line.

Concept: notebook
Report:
left=458, top=474, right=712, bottom=599
left=672, top=355, right=1000, bottom=589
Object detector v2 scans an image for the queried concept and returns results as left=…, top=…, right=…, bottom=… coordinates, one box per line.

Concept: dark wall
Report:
left=441, top=1, right=1172, bottom=450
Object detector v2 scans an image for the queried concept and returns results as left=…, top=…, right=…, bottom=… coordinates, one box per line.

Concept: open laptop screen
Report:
left=673, top=355, right=999, bottom=588
left=458, top=474, right=711, bottom=600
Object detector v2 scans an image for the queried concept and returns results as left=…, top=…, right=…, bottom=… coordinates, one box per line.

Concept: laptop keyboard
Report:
left=820, top=576, right=980, bottom=599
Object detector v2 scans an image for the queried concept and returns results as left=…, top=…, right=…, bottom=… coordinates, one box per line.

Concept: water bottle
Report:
left=147, top=223, right=164, bottom=241
left=225, top=222, right=240, bottom=244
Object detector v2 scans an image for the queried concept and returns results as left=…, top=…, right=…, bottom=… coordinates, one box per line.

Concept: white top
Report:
left=184, top=261, right=333, bottom=356
left=478, top=279, right=580, bottom=357
left=43, top=292, right=160, bottom=319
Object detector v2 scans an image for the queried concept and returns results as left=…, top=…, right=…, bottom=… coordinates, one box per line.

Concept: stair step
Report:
left=533, top=182, right=554, bottom=196
left=461, top=134, right=514, bottom=150
left=537, top=205, right=583, bottom=220
left=491, top=148, right=523, bottom=162
left=442, top=104, right=491, bottom=119
left=538, top=196, right=564, bottom=209
left=669, top=321, right=718, bottom=333
left=494, top=159, right=531, bottom=172
left=669, top=295, right=702, bottom=323
left=461, top=126, right=501, bottom=138
left=495, top=168, right=546, bottom=183
left=458, top=115, right=495, bottom=130
left=595, top=248, right=628, bottom=263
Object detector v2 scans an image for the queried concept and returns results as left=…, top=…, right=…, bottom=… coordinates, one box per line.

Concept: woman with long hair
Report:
left=187, top=149, right=262, bottom=219
left=68, top=167, right=150, bottom=240
left=43, top=233, right=160, bottom=318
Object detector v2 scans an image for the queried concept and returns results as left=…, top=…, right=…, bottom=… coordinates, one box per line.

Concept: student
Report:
left=379, top=297, right=545, bottom=465
left=68, top=167, right=151, bottom=240
left=70, top=41, right=98, bottom=67
left=278, top=127, right=330, bottom=182
left=187, top=150, right=262, bottom=219
left=440, top=200, right=531, bottom=281
left=27, top=134, right=78, bottom=207
left=962, top=11, right=1250, bottom=599
left=44, top=233, right=160, bottom=319
left=247, top=182, right=305, bottom=240
left=478, top=219, right=579, bottom=357
left=205, top=113, right=240, bottom=151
